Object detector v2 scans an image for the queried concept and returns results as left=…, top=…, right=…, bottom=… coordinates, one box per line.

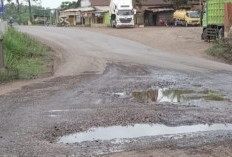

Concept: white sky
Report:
left=40, top=0, right=76, bottom=9
left=4, top=0, right=76, bottom=9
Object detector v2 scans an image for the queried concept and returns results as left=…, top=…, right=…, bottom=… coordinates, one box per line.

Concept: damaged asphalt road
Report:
left=1, top=27, right=232, bottom=156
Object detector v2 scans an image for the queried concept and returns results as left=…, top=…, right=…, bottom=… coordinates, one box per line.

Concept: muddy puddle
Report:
left=132, top=89, right=194, bottom=103
left=115, top=89, right=227, bottom=103
left=58, top=123, right=232, bottom=144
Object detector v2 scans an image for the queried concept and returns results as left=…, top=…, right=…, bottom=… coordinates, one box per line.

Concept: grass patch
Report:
left=0, top=28, right=50, bottom=82
left=206, top=39, right=232, bottom=63
left=203, top=93, right=225, bottom=101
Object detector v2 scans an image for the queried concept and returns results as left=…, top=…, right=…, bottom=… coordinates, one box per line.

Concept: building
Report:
left=88, top=0, right=174, bottom=26
left=60, top=7, right=95, bottom=26
left=89, top=0, right=111, bottom=26
left=66, top=0, right=202, bottom=27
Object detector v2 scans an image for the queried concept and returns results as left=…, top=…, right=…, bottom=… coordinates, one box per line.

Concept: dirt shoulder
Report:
left=105, top=142, right=232, bottom=157
left=81, top=27, right=220, bottom=61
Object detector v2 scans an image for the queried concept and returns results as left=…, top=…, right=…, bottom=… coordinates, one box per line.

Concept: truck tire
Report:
left=202, top=29, right=208, bottom=42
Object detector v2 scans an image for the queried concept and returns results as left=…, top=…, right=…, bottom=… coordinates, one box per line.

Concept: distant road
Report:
left=19, top=26, right=232, bottom=75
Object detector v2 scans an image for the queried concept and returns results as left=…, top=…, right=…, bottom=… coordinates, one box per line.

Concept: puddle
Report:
left=130, top=89, right=226, bottom=103
left=49, top=110, right=70, bottom=113
left=58, top=123, right=232, bottom=144
left=131, top=89, right=194, bottom=103
left=114, top=92, right=128, bottom=98
left=48, top=115, right=58, bottom=117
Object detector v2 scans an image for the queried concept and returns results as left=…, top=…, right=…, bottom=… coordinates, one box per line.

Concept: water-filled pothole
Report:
left=132, top=89, right=195, bottom=103
left=114, top=89, right=227, bottom=103
left=58, top=123, right=232, bottom=144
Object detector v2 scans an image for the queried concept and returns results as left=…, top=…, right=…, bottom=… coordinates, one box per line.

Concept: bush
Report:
left=0, top=28, right=50, bottom=82
left=206, top=38, right=232, bottom=63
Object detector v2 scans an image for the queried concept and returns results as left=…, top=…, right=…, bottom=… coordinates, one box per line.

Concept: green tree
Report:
left=133, top=0, right=142, bottom=8
left=25, top=0, right=39, bottom=23
left=60, top=1, right=78, bottom=10
left=4, top=2, right=46, bottom=25
left=6, top=0, right=21, bottom=23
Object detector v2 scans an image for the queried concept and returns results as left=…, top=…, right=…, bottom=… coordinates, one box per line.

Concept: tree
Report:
left=60, top=1, right=78, bottom=10
left=133, top=0, right=142, bottom=8
left=26, top=0, right=32, bottom=22
left=77, top=0, right=81, bottom=8
left=6, top=0, right=21, bottom=23
left=5, top=2, right=45, bottom=25
left=25, top=0, right=39, bottom=23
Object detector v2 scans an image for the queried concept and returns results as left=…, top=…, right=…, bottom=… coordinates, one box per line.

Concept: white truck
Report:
left=109, top=0, right=136, bottom=28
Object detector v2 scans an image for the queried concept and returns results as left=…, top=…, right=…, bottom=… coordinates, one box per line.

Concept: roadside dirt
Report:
left=105, top=143, right=232, bottom=157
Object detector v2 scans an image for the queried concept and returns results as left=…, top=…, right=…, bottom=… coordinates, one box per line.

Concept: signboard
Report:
left=0, top=0, right=4, bottom=15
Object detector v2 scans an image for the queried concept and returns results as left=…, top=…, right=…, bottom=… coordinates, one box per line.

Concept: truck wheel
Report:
left=110, top=20, right=113, bottom=28
left=203, top=29, right=208, bottom=42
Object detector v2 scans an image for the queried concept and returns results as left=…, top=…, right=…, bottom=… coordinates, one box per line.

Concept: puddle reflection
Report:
left=58, top=123, right=232, bottom=144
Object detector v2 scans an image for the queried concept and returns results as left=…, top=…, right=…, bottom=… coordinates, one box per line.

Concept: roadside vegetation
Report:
left=207, top=39, right=232, bottom=63
left=0, top=28, right=51, bottom=82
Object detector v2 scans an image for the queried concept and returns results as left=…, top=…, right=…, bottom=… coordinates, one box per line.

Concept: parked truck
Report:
left=201, top=0, right=232, bottom=41
left=109, top=0, right=136, bottom=28
left=173, top=9, right=200, bottom=27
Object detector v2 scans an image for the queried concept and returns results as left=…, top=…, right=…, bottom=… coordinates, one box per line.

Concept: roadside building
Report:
left=60, top=7, right=95, bottom=26
left=89, top=0, right=110, bottom=26
left=135, top=0, right=174, bottom=26
left=66, top=0, right=202, bottom=27
left=88, top=0, right=174, bottom=26
left=33, top=14, right=50, bottom=25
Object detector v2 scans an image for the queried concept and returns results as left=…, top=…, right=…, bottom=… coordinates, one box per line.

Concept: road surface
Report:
left=1, top=26, right=232, bottom=156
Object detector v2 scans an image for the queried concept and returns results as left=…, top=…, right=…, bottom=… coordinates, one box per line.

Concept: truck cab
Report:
left=110, top=0, right=135, bottom=28
left=173, top=10, right=200, bottom=27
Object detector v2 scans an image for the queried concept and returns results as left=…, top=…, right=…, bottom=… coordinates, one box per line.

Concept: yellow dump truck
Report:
left=173, top=10, right=200, bottom=27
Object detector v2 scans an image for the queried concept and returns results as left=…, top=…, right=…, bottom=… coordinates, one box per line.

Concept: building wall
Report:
left=156, top=11, right=174, bottom=25
left=68, top=16, right=76, bottom=26
left=135, top=13, right=144, bottom=25
left=85, top=17, right=91, bottom=26
left=103, top=12, right=110, bottom=26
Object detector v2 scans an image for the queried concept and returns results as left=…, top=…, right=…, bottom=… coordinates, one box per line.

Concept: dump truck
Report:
left=109, top=0, right=136, bottom=28
left=201, top=0, right=232, bottom=41
left=173, top=9, right=200, bottom=27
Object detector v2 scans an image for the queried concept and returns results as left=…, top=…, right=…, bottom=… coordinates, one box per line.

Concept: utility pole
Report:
left=0, top=38, right=4, bottom=69
left=43, top=9, right=45, bottom=26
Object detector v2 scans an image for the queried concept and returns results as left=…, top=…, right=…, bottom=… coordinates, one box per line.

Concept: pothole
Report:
left=132, top=89, right=194, bottom=103
left=57, top=123, right=232, bottom=144
left=114, top=89, right=228, bottom=103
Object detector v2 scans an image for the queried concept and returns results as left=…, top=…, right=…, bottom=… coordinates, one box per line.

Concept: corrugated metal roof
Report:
left=88, top=0, right=170, bottom=6
left=94, top=6, right=110, bottom=12
left=141, top=0, right=171, bottom=6
left=146, top=7, right=174, bottom=12
left=64, top=7, right=95, bottom=12
left=89, top=0, right=109, bottom=6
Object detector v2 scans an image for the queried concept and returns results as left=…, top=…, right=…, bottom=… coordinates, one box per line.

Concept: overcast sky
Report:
left=5, top=0, right=76, bottom=9
left=40, top=0, right=75, bottom=9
